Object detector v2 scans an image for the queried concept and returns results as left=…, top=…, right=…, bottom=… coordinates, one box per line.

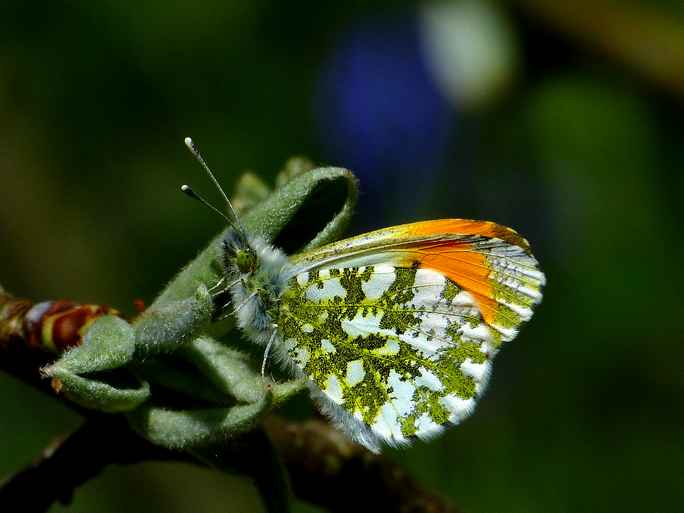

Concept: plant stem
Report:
left=1, top=288, right=460, bottom=513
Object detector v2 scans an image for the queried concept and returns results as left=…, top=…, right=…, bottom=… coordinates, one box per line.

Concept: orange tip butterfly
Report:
left=182, top=137, right=545, bottom=452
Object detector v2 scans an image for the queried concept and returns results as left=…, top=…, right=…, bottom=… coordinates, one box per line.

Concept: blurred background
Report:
left=0, top=1, right=682, bottom=512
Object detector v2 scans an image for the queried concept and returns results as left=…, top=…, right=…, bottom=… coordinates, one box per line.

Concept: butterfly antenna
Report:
left=183, top=136, right=243, bottom=230
left=180, top=185, right=233, bottom=224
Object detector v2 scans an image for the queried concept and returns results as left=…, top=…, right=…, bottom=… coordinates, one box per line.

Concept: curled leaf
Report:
left=180, top=336, right=268, bottom=404
left=46, top=316, right=135, bottom=375
left=46, top=370, right=150, bottom=413
left=41, top=316, right=150, bottom=412
left=128, top=390, right=272, bottom=449
left=134, top=284, right=213, bottom=357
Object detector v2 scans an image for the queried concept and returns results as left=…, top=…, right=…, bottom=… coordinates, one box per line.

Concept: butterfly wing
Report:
left=277, top=219, right=545, bottom=451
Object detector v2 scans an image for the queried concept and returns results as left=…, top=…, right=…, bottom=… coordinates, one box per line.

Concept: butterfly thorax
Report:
left=223, top=231, right=290, bottom=343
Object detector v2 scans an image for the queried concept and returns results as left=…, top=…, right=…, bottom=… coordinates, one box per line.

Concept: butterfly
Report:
left=182, top=138, right=545, bottom=453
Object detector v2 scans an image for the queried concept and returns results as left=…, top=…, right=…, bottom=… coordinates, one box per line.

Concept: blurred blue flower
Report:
left=314, top=11, right=455, bottom=193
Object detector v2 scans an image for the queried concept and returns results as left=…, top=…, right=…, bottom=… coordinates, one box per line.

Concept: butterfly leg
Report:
left=209, top=277, right=242, bottom=320
left=214, top=290, right=257, bottom=321
left=261, top=329, right=278, bottom=377
left=208, top=275, right=226, bottom=293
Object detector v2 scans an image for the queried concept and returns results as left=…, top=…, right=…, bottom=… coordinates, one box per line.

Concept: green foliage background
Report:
left=0, top=1, right=682, bottom=512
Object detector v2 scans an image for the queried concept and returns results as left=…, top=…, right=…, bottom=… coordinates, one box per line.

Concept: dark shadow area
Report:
left=273, top=176, right=349, bottom=253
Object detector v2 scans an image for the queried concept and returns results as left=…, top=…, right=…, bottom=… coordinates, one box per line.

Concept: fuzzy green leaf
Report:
left=179, top=336, right=268, bottom=404
left=40, top=316, right=149, bottom=413
left=134, top=284, right=214, bottom=357
left=134, top=357, right=228, bottom=405
left=128, top=390, right=272, bottom=449
left=48, top=370, right=150, bottom=413
left=271, top=378, right=307, bottom=405
left=47, top=315, right=135, bottom=375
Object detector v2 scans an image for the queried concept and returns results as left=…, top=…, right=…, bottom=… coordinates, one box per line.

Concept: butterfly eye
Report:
left=235, top=249, right=257, bottom=274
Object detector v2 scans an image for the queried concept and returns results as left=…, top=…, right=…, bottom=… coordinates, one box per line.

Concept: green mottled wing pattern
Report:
left=277, top=264, right=501, bottom=448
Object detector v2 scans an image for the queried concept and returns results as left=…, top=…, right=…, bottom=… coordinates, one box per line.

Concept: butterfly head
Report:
left=235, top=247, right=257, bottom=274
left=223, top=230, right=260, bottom=277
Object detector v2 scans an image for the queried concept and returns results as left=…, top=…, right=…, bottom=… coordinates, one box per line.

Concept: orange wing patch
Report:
left=393, top=242, right=498, bottom=324
left=388, top=220, right=542, bottom=335
left=402, top=219, right=531, bottom=253
left=292, top=218, right=543, bottom=337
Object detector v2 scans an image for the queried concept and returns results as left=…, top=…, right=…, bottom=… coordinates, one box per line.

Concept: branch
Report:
left=266, top=417, right=461, bottom=513
left=1, top=290, right=460, bottom=513
left=0, top=416, right=184, bottom=512
left=1, top=414, right=460, bottom=513
left=0, top=164, right=460, bottom=512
